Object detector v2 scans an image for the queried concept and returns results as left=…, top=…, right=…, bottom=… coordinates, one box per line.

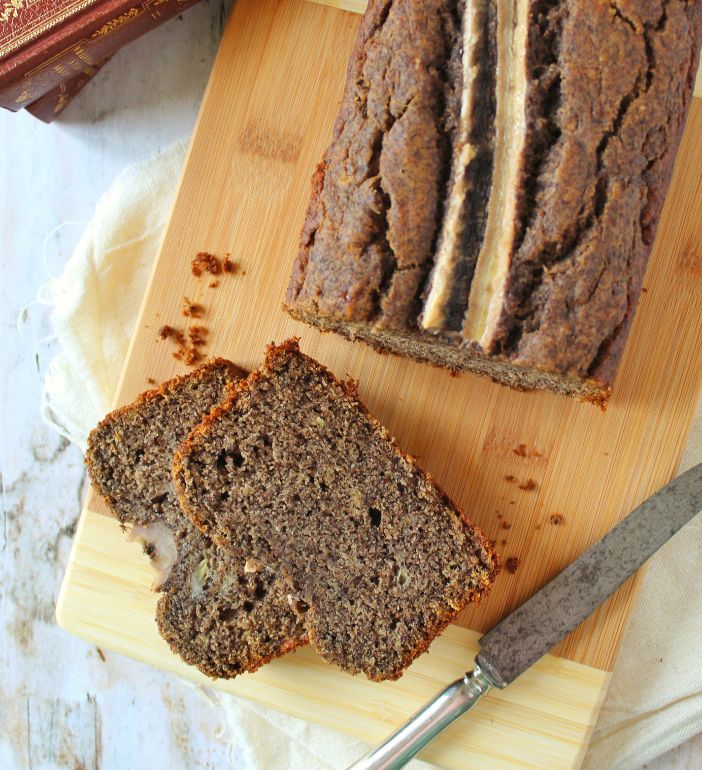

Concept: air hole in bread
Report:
left=368, top=507, right=382, bottom=527
left=254, top=579, right=267, bottom=600
left=216, top=448, right=244, bottom=471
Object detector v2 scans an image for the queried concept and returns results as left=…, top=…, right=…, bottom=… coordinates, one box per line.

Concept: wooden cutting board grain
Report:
left=57, top=1, right=702, bottom=767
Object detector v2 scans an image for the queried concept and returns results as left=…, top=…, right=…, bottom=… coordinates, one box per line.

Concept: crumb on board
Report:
left=96, top=647, right=106, bottom=662
left=223, top=257, right=238, bottom=274
left=209, top=280, right=220, bottom=288
left=501, top=521, right=511, bottom=530
left=519, top=478, right=538, bottom=492
left=345, top=378, right=360, bottom=397
left=146, top=377, right=157, bottom=385
left=158, top=325, right=186, bottom=345
left=159, top=322, right=209, bottom=367
left=182, top=296, right=205, bottom=318
left=549, top=513, right=565, bottom=526
left=191, top=251, right=222, bottom=276
left=188, top=325, right=208, bottom=346
left=512, top=443, right=544, bottom=458
left=500, top=539, right=507, bottom=546
left=505, top=557, right=520, bottom=574
left=505, top=474, right=516, bottom=482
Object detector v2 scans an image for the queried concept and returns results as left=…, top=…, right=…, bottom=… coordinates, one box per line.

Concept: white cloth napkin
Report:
left=37, top=140, right=702, bottom=770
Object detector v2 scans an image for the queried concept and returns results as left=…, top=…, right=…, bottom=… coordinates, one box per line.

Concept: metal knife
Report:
left=348, top=462, right=702, bottom=770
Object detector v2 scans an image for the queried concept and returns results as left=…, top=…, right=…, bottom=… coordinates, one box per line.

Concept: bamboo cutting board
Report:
left=57, top=1, right=702, bottom=767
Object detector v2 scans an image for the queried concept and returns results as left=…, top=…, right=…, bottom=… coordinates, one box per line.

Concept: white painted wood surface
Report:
left=0, top=0, right=700, bottom=767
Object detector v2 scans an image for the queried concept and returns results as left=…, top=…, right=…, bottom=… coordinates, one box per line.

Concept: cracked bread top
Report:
left=286, top=0, right=702, bottom=394
left=287, top=0, right=463, bottom=331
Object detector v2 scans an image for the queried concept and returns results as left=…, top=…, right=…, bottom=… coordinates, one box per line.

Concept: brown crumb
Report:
left=158, top=325, right=186, bottom=346
left=159, top=322, right=208, bottom=367
left=96, top=647, right=106, bottom=662
left=549, top=513, right=565, bottom=526
left=158, top=324, right=177, bottom=340
left=509, top=501, right=515, bottom=505
left=449, top=370, right=459, bottom=378
left=345, top=378, right=360, bottom=397
left=174, top=348, right=204, bottom=366
left=146, top=377, right=157, bottom=385
left=500, top=539, right=507, bottom=546
left=513, top=443, right=528, bottom=457
left=518, top=479, right=538, bottom=492
left=641, top=287, right=648, bottom=293
left=505, top=557, right=520, bottom=574
left=182, top=296, right=205, bottom=318
left=501, top=521, right=511, bottom=530
left=192, top=251, right=222, bottom=277
left=188, top=325, right=208, bottom=346
left=209, top=280, right=220, bottom=288
left=223, top=257, right=238, bottom=274
left=535, top=523, right=542, bottom=530
left=505, top=474, right=516, bottom=482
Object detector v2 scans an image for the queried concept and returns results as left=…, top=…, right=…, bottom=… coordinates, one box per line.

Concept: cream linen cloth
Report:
left=37, top=141, right=702, bottom=770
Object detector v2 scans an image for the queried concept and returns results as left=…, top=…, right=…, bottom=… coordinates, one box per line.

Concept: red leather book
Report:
left=0, top=0, right=204, bottom=121
left=24, top=55, right=109, bottom=121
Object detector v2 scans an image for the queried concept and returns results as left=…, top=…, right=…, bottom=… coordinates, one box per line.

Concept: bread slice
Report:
left=174, top=341, right=498, bottom=681
left=85, top=359, right=307, bottom=678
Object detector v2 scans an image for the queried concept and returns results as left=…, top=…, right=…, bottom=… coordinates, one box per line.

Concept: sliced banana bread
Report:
left=174, top=341, right=498, bottom=681
left=85, top=359, right=307, bottom=678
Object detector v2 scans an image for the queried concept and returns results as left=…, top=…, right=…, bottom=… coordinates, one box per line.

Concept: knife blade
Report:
left=348, top=462, right=702, bottom=770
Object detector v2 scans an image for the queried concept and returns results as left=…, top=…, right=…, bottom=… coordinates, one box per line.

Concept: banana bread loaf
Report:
left=174, top=340, right=498, bottom=681
left=85, top=360, right=307, bottom=678
left=285, top=0, right=702, bottom=405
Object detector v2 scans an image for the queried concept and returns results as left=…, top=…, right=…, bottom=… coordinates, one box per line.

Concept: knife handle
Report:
left=346, top=663, right=493, bottom=770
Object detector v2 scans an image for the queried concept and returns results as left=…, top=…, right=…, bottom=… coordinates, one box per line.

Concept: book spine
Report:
left=24, top=56, right=110, bottom=122
left=0, top=0, right=202, bottom=112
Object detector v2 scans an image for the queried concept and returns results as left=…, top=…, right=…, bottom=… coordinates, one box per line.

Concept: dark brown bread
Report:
left=174, top=341, right=498, bottom=681
left=286, top=0, right=702, bottom=405
left=85, top=360, right=307, bottom=678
